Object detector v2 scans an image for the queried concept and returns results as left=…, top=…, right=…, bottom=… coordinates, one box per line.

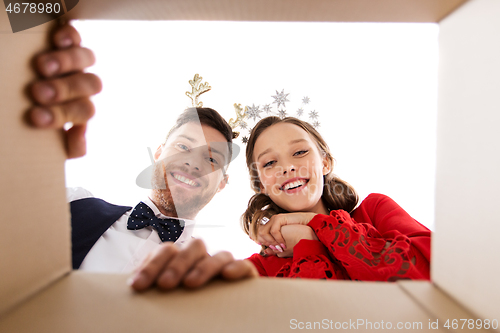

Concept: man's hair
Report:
left=165, top=107, right=234, bottom=165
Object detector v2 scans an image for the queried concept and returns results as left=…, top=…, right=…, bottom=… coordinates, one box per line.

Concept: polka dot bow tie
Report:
left=127, top=202, right=185, bottom=243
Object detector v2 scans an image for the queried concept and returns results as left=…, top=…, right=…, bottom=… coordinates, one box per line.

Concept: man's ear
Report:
left=154, top=144, right=163, bottom=161
left=217, top=174, right=229, bottom=193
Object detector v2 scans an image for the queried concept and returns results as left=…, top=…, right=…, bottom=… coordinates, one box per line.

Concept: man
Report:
left=29, top=22, right=258, bottom=290
left=70, top=107, right=232, bottom=272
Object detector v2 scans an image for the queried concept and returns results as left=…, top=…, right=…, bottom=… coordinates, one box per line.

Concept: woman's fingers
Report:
left=256, top=226, right=279, bottom=249
left=256, top=215, right=286, bottom=251
left=269, top=215, right=287, bottom=248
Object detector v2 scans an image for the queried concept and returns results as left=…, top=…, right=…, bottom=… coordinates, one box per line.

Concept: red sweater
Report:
left=246, top=193, right=431, bottom=281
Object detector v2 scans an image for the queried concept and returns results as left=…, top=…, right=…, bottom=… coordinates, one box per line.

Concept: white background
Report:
left=66, top=20, right=438, bottom=259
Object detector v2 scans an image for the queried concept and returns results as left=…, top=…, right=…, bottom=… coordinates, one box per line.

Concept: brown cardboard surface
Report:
left=0, top=13, right=71, bottom=316
left=0, top=272, right=448, bottom=333
left=434, top=0, right=500, bottom=322
left=66, top=0, right=468, bottom=23
left=399, top=281, right=497, bottom=332
left=3, top=0, right=500, bottom=330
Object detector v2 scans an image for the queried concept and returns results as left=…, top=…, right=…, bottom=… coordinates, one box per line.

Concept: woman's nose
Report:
left=282, top=165, right=295, bottom=175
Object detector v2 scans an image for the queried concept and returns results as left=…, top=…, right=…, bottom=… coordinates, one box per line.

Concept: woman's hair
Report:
left=241, top=116, right=359, bottom=242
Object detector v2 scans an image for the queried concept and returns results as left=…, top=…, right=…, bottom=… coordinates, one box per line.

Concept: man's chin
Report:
left=168, top=184, right=203, bottom=200
left=164, top=189, right=213, bottom=218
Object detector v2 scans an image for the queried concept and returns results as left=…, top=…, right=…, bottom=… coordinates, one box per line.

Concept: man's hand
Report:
left=128, top=239, right=259, bottom=291
left=28, top=22, right=102, bottom=158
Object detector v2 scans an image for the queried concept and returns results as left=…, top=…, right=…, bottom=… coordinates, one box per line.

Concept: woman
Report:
left=241, top=116, right=431, bottom=281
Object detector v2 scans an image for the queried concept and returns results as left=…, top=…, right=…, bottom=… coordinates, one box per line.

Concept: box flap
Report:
left=66, top=0, right=468, bottom=23
left=0, top=272, right=449, bottom=332
left=399, top=281, right=496, bottom=332
left=434, top=0, right=500, bottom=322
left=0, top=13, right=71, bottom=316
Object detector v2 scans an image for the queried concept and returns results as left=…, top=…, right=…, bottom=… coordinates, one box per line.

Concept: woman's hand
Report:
left=28, top=22, right=102, bottom=158
left=263, top=224, right=318, bottom=257
left=253, top=212, right=317, bottom=252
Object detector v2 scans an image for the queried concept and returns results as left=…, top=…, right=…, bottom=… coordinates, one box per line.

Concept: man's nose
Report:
left=184, top=160, right=200, bottom=171
left=183, top=151, right=205, bottom=172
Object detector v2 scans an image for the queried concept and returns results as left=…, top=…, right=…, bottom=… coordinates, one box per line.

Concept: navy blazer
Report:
left=70, top=198, right=131, bottom=269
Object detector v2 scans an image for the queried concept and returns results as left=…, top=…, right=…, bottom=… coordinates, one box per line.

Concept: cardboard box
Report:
left=1, top=0, right=499, bottom=332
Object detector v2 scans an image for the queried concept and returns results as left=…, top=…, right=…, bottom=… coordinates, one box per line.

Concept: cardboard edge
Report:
left=398, top=281, right=499, bottom=333
left=437, top=0, right=470, bottom=22
left=0, top=269, right=71, bottom=319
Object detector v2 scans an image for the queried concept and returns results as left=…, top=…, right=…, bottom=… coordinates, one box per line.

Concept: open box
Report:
left=1, top=0, right=499, bottom=331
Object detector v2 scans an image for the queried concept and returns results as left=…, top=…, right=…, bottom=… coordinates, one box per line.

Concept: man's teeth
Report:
left=173, top=174, right=198, bottom=187
left=282, top=179, right=307, bottom=191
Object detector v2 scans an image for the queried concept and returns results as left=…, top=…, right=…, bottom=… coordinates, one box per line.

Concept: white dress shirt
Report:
left=67, top=188, right=195, bottom=273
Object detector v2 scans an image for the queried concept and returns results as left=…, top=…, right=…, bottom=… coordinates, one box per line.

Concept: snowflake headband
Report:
left=234, top=89, right=321, bottom=144
left=185, top=74, right=322, bottom=143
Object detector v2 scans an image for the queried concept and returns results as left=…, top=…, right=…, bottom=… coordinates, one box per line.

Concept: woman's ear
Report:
left=154, top=144, right=163, bottom=161
left=259, top=182, right=267, bottom=195
left=322, top=156, right=332, bottom=175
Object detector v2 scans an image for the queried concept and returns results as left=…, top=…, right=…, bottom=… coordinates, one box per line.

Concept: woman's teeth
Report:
left=282, top=179, right=307, bottom=191
left=173, top=173, right=198, bottom=187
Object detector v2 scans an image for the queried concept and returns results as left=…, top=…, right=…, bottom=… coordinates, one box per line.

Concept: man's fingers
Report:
left=35, top=47, right=95, bottom=78
left=221, top=260, right=259, bottom=280
left=65, top=123, right=87, bottom=158
left=130, top=243, right=179, bottom=291
left=156, top=239, right=209, bottom=290
left=29, top=98, right=95, bottom=128
left=31, top=72, right=102, bottom=106
left=52, top=23, right=81, bottom=48
left=182, top=251, right=235, bottom=288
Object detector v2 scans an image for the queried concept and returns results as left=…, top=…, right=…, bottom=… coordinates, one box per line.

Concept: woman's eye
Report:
left=294, top=150, right=308, bottom=156
left=263, top=161, right=275, bottom=168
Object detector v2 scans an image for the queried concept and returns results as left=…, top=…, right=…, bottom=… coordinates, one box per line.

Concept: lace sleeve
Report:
left=276, top=239, right=350, bottom=279
left=245, top=240, right=349, bottom=279
left=308, top=210, right=430, bottom=281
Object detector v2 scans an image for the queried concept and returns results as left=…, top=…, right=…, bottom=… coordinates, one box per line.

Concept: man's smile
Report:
left=170, top=171, right=201, bottom=188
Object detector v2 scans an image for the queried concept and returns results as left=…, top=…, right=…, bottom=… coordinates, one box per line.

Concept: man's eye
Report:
left=207, top=157, right=219, bottom=165
left=178, top=143, right=190, bottom=151
left=294, top=150, right=308, bottom=156
left=263, top=160, right=275, bottom=168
